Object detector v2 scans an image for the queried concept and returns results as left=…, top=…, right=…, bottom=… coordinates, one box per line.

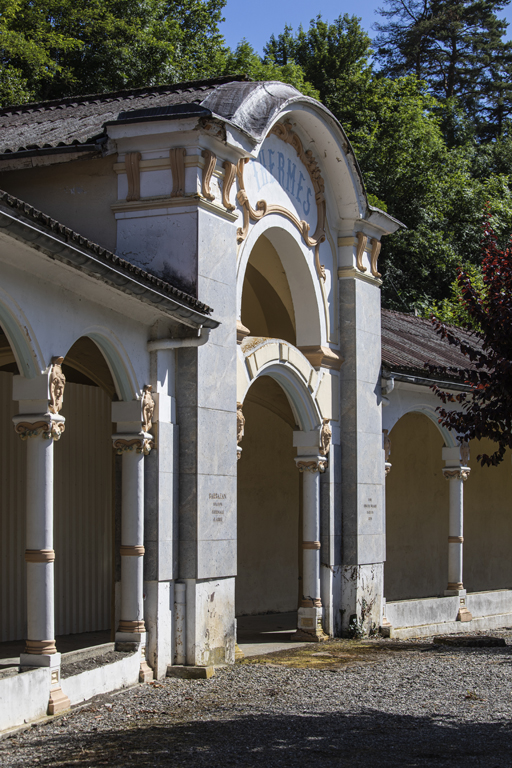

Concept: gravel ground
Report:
left=2, top=632, right=512, bottom=767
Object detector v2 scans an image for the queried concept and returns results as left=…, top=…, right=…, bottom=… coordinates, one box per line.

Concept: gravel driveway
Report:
left=2, top=632, right=512, bottom=767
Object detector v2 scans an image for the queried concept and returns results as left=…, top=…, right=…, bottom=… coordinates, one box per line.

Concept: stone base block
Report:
left=139, top=661, right=154, bottom=683
left=234, top=644, right=245, bottom=661
left=47, top=687, right=70, bottom=715
left=457, top=607, right=473, bottom=622
left=166, top=665, right=215, bottom=680
left=297, top=605, right=327, bottom=642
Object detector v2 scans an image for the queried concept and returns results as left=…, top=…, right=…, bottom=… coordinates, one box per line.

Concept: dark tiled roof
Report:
left=0, top=75, right=250, bottom=155
left=381, top=308, right=478, bottom=376
left=0, top=190, right=213, bottom=317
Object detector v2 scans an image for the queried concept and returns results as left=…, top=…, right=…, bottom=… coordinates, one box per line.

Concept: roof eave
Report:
left=0, top=209, right=219, bottom=329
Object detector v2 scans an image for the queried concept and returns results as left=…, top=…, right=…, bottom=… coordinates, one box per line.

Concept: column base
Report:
left=297, top=606, right=328, bottom=642
left=48, top=687, right=70, bottom=715
left=139, top=645, right=154, bottom=683
left=20, top=651, right=61, bottom=669
left=380, top=616, right=393, bottom=638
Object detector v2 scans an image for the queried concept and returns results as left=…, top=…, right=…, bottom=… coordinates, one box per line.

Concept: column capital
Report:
left=295, top=456, right=327, bottom=473
left=443, top=467, right=470, bottom=481
left=13, top=413, right=65, bottom=441
left=112, top=433, right=154, bottom=456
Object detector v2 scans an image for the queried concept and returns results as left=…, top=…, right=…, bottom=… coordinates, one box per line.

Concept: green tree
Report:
left=374, top=0, right=512, bottom=138
left=0, top=0, right=227, bottom=104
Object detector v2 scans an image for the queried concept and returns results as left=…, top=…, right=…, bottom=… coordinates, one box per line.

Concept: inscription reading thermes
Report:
left=209, top=492, right=226, bottom=523
left=364, top=497, right=377, bottom=522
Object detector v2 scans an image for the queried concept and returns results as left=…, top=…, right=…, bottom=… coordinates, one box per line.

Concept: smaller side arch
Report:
left=238, top=338, right=323, bottom=432
left=383, top=401, right=458, bottom=448
left=79, top=325, right=140, bottom=402
left=0, top=286, right=44, bottom=378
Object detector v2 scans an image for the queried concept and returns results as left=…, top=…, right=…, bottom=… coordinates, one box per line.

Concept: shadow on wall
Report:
left=9, top=705, right=512, bottom=766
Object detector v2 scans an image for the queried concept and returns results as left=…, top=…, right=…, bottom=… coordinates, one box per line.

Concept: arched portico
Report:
left=237, top=338, right=330, bottom=641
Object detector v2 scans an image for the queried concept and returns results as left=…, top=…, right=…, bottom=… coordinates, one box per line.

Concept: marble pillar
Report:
left=442, top=444, right=472, bottom=622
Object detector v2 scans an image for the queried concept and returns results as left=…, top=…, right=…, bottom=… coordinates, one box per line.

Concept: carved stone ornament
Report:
left=356, top=232, right=368, bottom=272
left=237, top=402, right=245, bottom=445
left=125, top=152, right=141, bottom=202
left=201, top=149, right=217, bottom=201
left=443, top=468, right=470, bottom=481
left=319, top=419, right=332, bottom=456
left=113, top=437, right=154, bottom=456
left=15, top=415, right=65, bottom=442
left=296, top=458, right=327, bottom=473
left=49, top=356, right=66, bottom=415
left=370, top=239, right=382, bottom=278
left=170, top=147, right=186, bottom=197
left=460, top=440, right=470, bottom=466
left=141, top=385, right=155, bottom=433
left=236, top=121, right=327, bottom=282
left=222, top=160, right=237, bottom=211
left=383, top=429, right=391, bottom=463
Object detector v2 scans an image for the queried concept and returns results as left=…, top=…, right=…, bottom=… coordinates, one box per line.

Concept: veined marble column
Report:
left=112, top=390, right=155, bottom=682
left=295, top=454, right=328, bottom=642
left=442, top=444, right=472, bottom=621
left=12, top=357, right=70, bottom=715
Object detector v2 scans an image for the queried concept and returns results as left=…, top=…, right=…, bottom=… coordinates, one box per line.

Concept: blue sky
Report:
left=219, top=0, right=512, bottom=53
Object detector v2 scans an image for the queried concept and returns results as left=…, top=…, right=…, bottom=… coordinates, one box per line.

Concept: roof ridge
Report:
left=0, top=190, right=212, bottom=315
left=0, top=74, right=252, bottom=117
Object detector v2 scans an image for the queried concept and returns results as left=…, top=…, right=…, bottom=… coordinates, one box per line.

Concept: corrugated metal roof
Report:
left=381, top=308, right=478, bottom=375
left=0, top=76, right=249, bottom=155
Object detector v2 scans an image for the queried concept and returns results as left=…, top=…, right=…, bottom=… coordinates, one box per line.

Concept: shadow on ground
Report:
left=10, top=708, right=512, bottom=767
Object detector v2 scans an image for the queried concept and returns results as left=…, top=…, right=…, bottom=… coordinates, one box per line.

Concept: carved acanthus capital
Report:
left=295, top=457, right=327, bottom=473
left=141, top=385, right=155, bottom=433
left=385, top=462, right=392, bottom=476
left=443, top=467, right=470, bottom=481
left=14, top=414, right=65, bottom=441
left=113, top=435, right=154, bottom=456
left=49, top=356, right=66, bottom=414
left=383, top=429, right=391, bottom=463
left=319, top=419, right=331, bottom=456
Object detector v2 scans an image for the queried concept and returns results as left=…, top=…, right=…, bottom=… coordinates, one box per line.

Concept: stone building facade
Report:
left=0, top=76, right=509, bottom=731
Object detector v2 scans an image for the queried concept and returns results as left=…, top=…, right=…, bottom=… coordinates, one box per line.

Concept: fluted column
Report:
left=295, top=455, right=328, bottom=642
left=13, top=357, right=70, bottom=715
left=442, top=444, right=472, bottom=621
left=112, top=389, right=155, bottom=681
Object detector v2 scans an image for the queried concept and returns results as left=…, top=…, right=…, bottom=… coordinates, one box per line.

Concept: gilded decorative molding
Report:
left=383, top=429, right=391, bottom=463
left=118, top=619, right=146, bottom=633
left=120, top=545, right=145, bottom=556
left=447, top=581, right=464, bottom=591
left=25, top=549, right=55, bottom=563
left=356, top=232, right=368, bottom=272
left=113, top=436, right=154, bottom=456
left=141, top=385, right=155, bottom=433
left=15, top=418, right=65, bottom=441
left=170, top=148, right=186, bottom=197
left=296, top=458, right=327, bottom=473
left=448, top=536, right=464, bottom=543
left=222, top=160, right=236, bottom=211
left=25, top=639, right=57, bottom=654
left=236, top=121, right=327, bottom=282
left=298, top=345, right=343, bottom=370
left=300, top=597, right=322, bottom=608
left=443, top=468, right=470, bottom=481
left=370, top=238, right=382, bottom=278
left=302, top=541, right=321, bottom=550
left=201, top=149, right=217, bottom=201
left=125, top=152, right=141, bottom=202
left=319, top=419, right=332, bottom=457
left=237, top=401, right=245, bottom=460
left=49, top=356, right=66, bottom=414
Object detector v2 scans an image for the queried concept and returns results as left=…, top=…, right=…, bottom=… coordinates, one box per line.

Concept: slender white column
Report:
left=112, top=391, right=155, bottom=681
left=295, top=455, right=327, bottom=641
left=13, top=357, right=70, bottom=714
left=442, top=444, right=472, bottom=621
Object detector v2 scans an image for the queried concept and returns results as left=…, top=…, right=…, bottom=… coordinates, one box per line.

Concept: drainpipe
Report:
left=147, top=327, right=211, bottom=352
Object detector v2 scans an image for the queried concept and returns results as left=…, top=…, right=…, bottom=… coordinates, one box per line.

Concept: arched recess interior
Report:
left=238, top=221, right=324, bottom=348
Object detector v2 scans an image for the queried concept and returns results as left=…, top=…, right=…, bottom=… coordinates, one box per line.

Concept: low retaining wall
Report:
left=0, top=667, right=51, bottom=731
left=60, top=650, right=140, bottom=706
left=385, top=589, right=512, bottom=639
